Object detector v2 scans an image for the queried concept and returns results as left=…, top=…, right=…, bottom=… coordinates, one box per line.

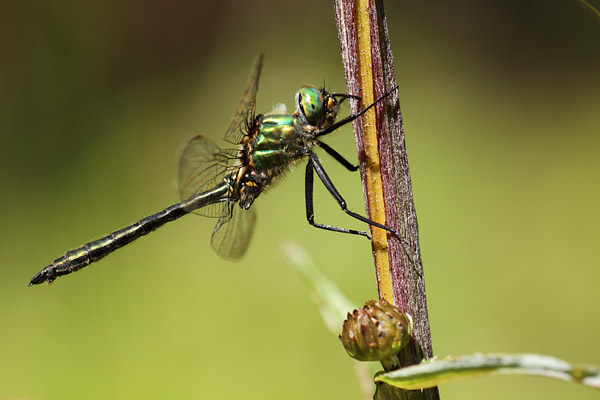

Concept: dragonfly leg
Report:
left=305, top=154, right=370, bottom=238
left=316, top=141, right=358, bottom=172
left=306, top=153, right=423, bottom=279
left=307, top=152, right=406, bottom=240
left=315, top=86, right=398, bottom=138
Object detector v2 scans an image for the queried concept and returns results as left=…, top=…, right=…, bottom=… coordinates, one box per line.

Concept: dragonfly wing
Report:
left=222, top=55, right=264, bottom=145
left=211, top=202, right=256, bottom=259
left=179, top=134, right=238, bottom=217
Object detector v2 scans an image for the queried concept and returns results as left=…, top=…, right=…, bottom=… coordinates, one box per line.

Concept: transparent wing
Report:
left=178, top=134, right=239, bottom=217
left=211, top=201, right=257, bottom=259
left=222, top=55, right=264, bottom=145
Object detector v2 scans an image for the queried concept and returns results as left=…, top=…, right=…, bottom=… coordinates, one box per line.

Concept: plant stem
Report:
left=333, top=1, right=439, bottom=399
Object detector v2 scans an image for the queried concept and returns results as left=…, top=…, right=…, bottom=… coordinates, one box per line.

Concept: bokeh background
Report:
left=1, top=1, right=599, bottom=399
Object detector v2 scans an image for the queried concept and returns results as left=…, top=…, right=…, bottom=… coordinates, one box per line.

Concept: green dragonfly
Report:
left=29, top=55, right=399, bottom=286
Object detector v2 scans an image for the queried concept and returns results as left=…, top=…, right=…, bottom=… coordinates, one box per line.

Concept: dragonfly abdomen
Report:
left=29, top=181, right=231, bottom=286
left=29, top=203, right=191, bottom=285
left=88, top=203, right=190, bottom=260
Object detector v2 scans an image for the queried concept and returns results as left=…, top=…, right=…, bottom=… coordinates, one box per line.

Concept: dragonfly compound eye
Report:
left=298, top=86, right=324, bottom=126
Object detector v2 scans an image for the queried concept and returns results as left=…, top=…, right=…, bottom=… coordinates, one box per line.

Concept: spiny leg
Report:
left=315, top=86, right=398, bottom=138
left=316, top=141, right=358, bottom=172
left=305, top=154, right=369, bottom=238
left=304, top=153, right=423, bottom=278
left=308, top=152, right=402, bottom=238
left=305, top=152, right=421, bottom=278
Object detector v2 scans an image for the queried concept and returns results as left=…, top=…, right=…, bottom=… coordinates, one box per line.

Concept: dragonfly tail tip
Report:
left=28, top=271, right=48, bottom=286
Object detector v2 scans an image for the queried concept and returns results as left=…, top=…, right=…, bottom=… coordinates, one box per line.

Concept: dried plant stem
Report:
left=333, top=1, right=439, bottom=399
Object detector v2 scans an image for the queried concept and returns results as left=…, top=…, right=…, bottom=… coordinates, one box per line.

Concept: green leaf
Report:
left=375, top=353, right=600, bottom=390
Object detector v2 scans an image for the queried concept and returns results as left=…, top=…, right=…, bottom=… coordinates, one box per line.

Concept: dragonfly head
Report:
left=296, top=86, right=361, bottom=134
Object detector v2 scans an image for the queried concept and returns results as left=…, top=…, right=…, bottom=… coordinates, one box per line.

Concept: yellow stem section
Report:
left=355, top=0, right=393, bottom=304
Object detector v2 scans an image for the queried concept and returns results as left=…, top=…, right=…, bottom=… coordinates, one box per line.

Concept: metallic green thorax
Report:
left=251, top=114, right=304, bottom=170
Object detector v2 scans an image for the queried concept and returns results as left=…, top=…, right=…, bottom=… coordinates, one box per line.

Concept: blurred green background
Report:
left=1, top=1, right=599, bottom=399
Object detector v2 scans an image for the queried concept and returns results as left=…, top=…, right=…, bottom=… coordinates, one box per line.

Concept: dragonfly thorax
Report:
left=247, top=114, right=308, bottom=171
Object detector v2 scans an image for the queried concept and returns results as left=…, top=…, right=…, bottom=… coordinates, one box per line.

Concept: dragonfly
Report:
left=29, top=55, right=400, bottom=286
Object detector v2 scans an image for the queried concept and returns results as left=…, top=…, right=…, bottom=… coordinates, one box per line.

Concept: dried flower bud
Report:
left=339, top=300, right=412, bottom=362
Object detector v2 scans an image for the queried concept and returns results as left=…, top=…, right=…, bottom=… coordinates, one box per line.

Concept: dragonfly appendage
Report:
left=29, top=182, right=230, bottom=285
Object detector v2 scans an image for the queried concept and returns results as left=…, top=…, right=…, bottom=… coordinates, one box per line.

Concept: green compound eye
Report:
left=298, top=86, right=324, bottom=126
